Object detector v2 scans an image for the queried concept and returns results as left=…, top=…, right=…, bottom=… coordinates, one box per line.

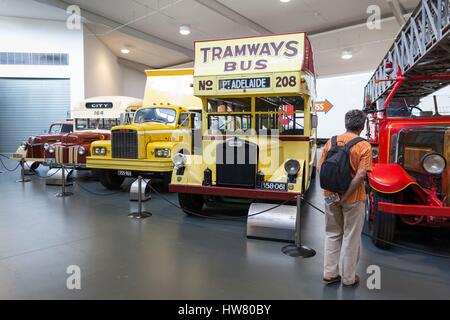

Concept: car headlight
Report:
left=155, top=148, right=171, bottom=158
left=93, top=147, right=106, bottom=155
left=44, top=143, right=50, bottom=151
left=48, top=145, right=55, bottom=154
left=78, top=146, right=86, bottom=155
left=422, top=153, right=446, bottom=175
left=173, top=153, right=187, bottom=168
left=284, top=159, right=300, bottom=176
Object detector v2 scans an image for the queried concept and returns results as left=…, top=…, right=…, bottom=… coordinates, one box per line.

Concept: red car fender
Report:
left=367, top=163, right=423, bottom=194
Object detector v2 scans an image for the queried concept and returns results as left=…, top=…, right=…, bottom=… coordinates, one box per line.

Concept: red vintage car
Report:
left=364, top=72, right=450, bottom=248
left=12, top=120, right=73, bottom=171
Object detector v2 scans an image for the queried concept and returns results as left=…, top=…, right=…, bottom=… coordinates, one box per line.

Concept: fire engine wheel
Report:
left=96, top=170, right=125, bottom=190
left=371, top=191, right=396, bottom=249
left=178, top=193, right=204, bottom=216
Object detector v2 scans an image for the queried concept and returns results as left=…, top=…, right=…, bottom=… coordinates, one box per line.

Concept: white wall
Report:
left=122, top=67, right=146, bottom=99
left=0, top=16, right=85, bottom=108
left=316, top=72, right=372, bottom=139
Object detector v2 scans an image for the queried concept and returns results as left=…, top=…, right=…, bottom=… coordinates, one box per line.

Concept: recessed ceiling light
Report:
left=179, top=25, right=191, bottom=35
left=280, top=0, right=291, bottom=3
left=121, top=47, right=131, bottom=54
left=341, top=50, right=353, bottom=60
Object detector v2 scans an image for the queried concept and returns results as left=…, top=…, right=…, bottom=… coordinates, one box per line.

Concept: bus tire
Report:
left=371, top=191, right=396, bottom=249
left=95, top=169, right=125, bottom=190
left=178, top=193, right=204, bottom=216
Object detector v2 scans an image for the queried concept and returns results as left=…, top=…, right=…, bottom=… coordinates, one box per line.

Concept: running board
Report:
left=246, top=203, right=296, bottom=243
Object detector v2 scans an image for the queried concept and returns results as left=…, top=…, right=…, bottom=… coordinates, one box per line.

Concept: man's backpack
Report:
left=320, top=136, right=366, bottom=194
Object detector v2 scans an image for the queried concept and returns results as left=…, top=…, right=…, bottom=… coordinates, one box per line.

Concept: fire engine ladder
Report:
left=364, top=0, right=450, bottom=106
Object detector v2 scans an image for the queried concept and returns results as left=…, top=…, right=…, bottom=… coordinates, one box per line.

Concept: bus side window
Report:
left=178, top=113, right=190, bottom=127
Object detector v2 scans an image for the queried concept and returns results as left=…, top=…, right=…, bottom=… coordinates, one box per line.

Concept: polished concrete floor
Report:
left=0, top=159, right=449, bottom=300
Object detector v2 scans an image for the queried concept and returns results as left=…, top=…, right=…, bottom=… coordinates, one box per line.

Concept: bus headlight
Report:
left=78, top=146, right=86, bottom=155
left=422, top=153, right=446, bottom=175
left=48, top=145, right=55, bottom=154
left=155, top=148, right=171, bottom=158
left=93, top=147, right=106, bottom=155
left=173, top=153, right=187, bottom=168
left=284, top=159, right=300, bottom=176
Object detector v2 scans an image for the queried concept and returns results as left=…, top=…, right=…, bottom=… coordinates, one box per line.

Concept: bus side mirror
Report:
left=311, top=115, right=318, bottom=129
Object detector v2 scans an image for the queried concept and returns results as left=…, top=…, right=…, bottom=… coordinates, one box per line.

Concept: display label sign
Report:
left=194, top=33, right=305, bottom=76
left=85, top=102, right=113, bottom=109
left=219, top=77, right=271, bottom=90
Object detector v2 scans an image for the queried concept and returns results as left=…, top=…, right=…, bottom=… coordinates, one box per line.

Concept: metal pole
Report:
left=128, top=176, right=152, bottom=219
left=56, top=165, right=73, bottom=197
left=281, top=195, right=316, bottom=258
left=16, top=159, right=31, bottom=183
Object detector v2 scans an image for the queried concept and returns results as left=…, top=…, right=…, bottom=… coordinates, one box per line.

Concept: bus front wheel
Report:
left=178, top=193, right=204, bottom=216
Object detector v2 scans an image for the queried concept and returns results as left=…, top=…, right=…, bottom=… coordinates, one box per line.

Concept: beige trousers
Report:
left=323, top=201, right=365, bottom=285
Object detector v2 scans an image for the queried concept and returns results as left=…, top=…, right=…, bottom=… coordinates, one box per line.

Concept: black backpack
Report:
left=320, top=136, right=365, bottom=194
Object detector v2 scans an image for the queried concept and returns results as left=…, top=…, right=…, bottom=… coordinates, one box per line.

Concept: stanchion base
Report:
left=128, top=211, right=152, bottom=219
left=16, top=178, right=32, bottom=183
left=282, top=244, right=316, bottom=258
left=56, top=192, right=74, bottom=198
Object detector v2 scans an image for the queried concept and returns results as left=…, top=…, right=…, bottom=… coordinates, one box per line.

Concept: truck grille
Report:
left=112, top=129, right=138, bottom=159
left=216, top=138, right=257, bottom=188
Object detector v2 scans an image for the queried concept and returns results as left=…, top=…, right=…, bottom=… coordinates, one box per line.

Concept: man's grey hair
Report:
left=345, top=110, right=367, bottom=132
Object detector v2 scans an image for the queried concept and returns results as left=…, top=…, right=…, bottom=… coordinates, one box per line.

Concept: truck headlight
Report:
left=155, top=148, right=171, bottom=158
left=93, top=147, right=106, bottom=155
left=48, top=145, right=55, bottom=154
left=284, top=159, right=300, bottom=176
left=44, top=143, right=50, bottom=151
left=422, top=153, right=446, bottom=175
left=78, top=146, right=86, bottom=155
left=173, top=153, right=187, bottom=168
left=20, top=141, right=28, bottom=149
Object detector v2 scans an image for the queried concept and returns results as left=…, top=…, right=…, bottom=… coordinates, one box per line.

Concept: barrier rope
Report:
left=0, top=154, right=21, bottom=172
left=148, top=183, right=297, bottom=221
left=73, top=179, right=134, bottom=197
left=301, top=198, right=450, bottom=260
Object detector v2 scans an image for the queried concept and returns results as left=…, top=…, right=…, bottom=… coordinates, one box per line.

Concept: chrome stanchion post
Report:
left=281, top=195, right=316, bottom=258
left=56, top=164, right=73, bottom=197
left=128, top=176, right=152, bottom=219
left=16, top=158, right=31, bottom=183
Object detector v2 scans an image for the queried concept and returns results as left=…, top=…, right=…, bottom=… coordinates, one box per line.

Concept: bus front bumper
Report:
left=169, top=184, right=300, bottom=202
left=87, top=157, right=173, bottom=173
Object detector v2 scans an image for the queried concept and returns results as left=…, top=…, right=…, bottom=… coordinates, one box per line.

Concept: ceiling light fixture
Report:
left=280, top=0, right=291, bottom=3
left=179, top=25, right=191, bottom=35
left=121, top=47, right=131, bottom=54
left=341, top=50, right=353, bottom=60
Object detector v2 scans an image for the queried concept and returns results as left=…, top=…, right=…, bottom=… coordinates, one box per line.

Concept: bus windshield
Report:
left=134, top=108, right=177, bottom=124
left=75, top=118, right=119, bottom=131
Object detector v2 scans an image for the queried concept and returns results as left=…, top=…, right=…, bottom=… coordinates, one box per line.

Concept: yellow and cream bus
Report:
left=169, top=32, right=318, bottom=214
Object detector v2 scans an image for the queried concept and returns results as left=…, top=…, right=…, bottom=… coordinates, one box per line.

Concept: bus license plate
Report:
left=117, top=170, right=132, bottom=177
left=262, top=182, right=287, bottom=192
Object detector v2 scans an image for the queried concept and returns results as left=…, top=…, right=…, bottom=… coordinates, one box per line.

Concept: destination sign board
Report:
left=85, top=102, right=113, bottom=109
left=218, top=77, right=271, bottom=90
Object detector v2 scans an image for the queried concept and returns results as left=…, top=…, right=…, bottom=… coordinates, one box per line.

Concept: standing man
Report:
left=318, top=110, right=372, bottom=287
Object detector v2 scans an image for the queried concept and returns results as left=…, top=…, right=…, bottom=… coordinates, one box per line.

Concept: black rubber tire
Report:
left=30, top=161, right=40, bottom=172
left=95, top=169, right=125, bottom=190
left=371, top=191, right=396, bottom=249
left=311, top=166, right=317, bottom=179
left=178, top=193, right=204, bottom=216
left=160, top=173, right=172, bottom=193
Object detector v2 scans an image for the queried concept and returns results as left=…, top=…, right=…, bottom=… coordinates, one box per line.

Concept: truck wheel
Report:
left=371, top=191, right=396, bottom=249
left=311, top=166, right=317, bottom=179
left=95, top=170, right=125, bottom=190
left=178, top=193, right=204, bottom=216
left=160, top=173, right=172, bottom=193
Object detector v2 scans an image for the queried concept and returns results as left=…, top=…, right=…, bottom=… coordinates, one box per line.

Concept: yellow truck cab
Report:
left=87, top=69, right=201, bottom=189
left=169, top=33, right=318, bottom=214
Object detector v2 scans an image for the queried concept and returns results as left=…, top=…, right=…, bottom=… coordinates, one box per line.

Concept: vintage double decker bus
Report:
left=169, top=33, right=318, bottom=213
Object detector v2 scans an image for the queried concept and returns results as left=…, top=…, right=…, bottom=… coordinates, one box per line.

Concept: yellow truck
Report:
left=86, top=69, right=202, bottom=190
left=169, top=33, right=318, bottom=213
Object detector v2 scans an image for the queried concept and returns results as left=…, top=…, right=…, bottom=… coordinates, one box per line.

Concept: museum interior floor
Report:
left=0, top=157, right=449, bottom=300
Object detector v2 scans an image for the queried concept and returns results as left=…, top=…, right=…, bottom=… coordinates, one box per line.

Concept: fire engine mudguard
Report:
left=367, top=163, right=419, bottom=194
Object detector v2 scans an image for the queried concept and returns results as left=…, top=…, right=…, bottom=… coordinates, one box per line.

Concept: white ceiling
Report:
left=1, top=0, right=422, bottom=76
